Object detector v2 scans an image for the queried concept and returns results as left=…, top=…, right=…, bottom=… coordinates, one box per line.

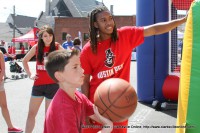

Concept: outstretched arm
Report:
left=144, top=16, right=187, bottom=37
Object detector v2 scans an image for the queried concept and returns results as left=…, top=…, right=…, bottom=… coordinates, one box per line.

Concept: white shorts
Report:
left=0, top=81, right=5, bottom=91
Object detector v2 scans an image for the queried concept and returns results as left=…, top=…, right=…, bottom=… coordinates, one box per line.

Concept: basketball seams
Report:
left=94, top=78, right=137, bottom=122
left=106, top=84, right=136, bottom=121
left=97, top=84, right=125, bottom=121
left=109, top=86, right=136, bottom=108
left=101, top=83, right=135, bottom=121
left=108, top=84, right=130, bottom=108
left=97, top=84, right=110, bottom=113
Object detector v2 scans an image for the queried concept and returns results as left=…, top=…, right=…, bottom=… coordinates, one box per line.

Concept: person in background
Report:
left=0, top=42, right=15, bottom=61
left=0, top=51, right=23, bottom=133
left=44, top=49, right=113, bottom=133
left=62, top=34, right=73, bottom=49
left=73, top=37, right=82, bottom=51
left=11, top=45, right=16, bottom=55
left=8, top=46, right=12, bottom=54
left=28, top=45, right=32, bottom=51
left=0, top=41, right=15, bottom=80
left=80, top=6, right=187, bottom=133
left=22, top=25, right=64, bottom=133
left=16, top=43, right=26, bottom=60
left=20, top=43, right=25, bottom=54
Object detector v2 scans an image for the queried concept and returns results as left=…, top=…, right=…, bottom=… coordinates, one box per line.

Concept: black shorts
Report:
left=32, top=83, right=59, bottom=99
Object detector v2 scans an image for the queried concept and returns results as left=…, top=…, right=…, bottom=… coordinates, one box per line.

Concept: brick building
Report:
left=35, top=0, right=136, bottom=47
left=54, top=15, right=136, bottom=47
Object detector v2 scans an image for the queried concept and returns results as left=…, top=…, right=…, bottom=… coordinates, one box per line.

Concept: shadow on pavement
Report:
left=138, top=101, right=177, bottom=118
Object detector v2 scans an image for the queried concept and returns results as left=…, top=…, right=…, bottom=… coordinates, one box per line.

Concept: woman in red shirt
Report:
left=22, top=25, right=64, bottom=133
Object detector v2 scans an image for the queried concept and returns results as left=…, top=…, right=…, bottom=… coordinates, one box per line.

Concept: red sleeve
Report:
left=80, top=42, right=93, bottom=75
left=118, top=26, right=144, bottom=49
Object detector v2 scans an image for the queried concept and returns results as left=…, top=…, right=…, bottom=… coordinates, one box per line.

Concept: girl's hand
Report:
left=93, top=105, right=113, bottom=133
left=29, top=74, right=38, bottom=80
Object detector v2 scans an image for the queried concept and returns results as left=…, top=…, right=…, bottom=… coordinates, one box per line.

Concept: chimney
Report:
left=46, top=0, right=50, bottom=15
left=110, top=5, right=113, bottom=14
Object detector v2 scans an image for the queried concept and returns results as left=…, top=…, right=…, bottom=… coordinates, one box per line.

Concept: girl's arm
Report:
left=55, top=42, right=64, bottom=50
left=0, top=52, right=5, bottom=81
left=22, top=45, right=37, bottom=78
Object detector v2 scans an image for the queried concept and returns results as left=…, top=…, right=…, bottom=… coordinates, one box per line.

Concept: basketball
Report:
left=94, top=78, right=137, bottom=122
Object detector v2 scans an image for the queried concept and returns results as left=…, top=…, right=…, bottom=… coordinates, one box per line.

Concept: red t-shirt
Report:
left=11, top=46, right=16, bottom=54
left=21, top=47, right=25, bottom=54
left=34, top=45, right=58, bottom=86
left=81, top=26, right=144, bottom=102
left=8, top=47, right=12, bottom=54
left=44, top=89, right=94, bottom=133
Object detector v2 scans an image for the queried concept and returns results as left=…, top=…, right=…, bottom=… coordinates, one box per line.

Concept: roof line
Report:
left=69, top=0, right=82, bottom=17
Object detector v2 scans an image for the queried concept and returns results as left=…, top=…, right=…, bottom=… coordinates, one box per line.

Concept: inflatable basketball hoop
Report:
left=172, top=0, right=194, bottom=10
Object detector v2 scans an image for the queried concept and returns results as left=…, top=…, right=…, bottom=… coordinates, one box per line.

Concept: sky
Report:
left=0, top=0, right=136, bottom=22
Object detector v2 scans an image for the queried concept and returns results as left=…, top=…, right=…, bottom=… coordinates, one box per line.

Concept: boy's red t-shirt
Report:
left=44, top=89, right=94, bottom=133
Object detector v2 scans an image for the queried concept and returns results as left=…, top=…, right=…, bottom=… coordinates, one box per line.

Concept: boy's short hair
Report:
left=45, top=49, right=79, bottom=82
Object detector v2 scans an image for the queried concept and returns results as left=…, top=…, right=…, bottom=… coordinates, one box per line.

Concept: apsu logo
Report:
left=104, top=48, right=115, bottom=68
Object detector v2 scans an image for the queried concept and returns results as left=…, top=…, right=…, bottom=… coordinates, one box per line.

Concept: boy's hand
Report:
left=93, top=105, right=113, bottom=133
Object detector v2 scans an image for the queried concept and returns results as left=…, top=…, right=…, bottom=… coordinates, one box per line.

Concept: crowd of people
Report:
left=1, top=42, right=27, bottom=62
left=0, top=5, right=187, bottom=133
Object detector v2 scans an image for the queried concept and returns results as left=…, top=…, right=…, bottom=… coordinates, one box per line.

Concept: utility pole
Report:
left=110, top=5, right=113, bottom=14
left=13, top=5, right=15, bottom=45
left=102, top=0, right=104, bottom=6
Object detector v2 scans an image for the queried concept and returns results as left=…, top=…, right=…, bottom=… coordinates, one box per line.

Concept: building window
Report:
left=62, top=32, right=67, bottom=40
left=84, top=33, right=89, bottom=41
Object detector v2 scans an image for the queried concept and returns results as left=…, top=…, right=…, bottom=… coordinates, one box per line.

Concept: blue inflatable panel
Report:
left=154, top=0, right=169, bottom=101
left=136, top=0, right=155, bottom=102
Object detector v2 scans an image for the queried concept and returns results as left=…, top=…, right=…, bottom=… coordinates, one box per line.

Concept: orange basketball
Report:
left=94, top=78, right=137, bottom=122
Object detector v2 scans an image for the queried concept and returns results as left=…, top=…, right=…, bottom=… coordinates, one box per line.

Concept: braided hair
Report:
left=37, top=25, right=56, bottom=63
left=89, top=6, right=118, bottom=54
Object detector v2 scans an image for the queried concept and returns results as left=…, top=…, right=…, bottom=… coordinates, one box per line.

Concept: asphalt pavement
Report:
left=0, top=61, right=177, bottom=133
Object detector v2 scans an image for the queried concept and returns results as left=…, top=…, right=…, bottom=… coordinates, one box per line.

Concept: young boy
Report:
left=44, top=49, right=113, bottom=133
